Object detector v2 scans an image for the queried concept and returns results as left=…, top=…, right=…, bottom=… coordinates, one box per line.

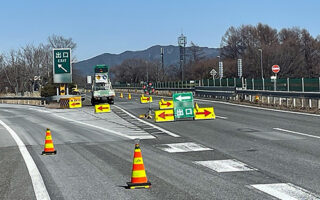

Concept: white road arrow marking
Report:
left=176, top=95, right=191, bottom=101
left=58, top=64, right=68, bottom=72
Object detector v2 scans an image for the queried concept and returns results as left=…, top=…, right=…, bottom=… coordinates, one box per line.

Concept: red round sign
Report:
left=272, top=65, right=280, bottom=73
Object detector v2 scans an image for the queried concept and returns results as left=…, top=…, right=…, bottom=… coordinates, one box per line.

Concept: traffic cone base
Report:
left=126, top=181, right=151, bottom=189
left=42, top=150, right=57, bottom=155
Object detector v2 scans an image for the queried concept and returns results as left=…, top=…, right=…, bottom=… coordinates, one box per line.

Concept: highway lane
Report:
left=1, top=94, right=320, bottom=199
left=0, top=103, right=268, bottom=200
left=115, top=93, right=320, bottom=199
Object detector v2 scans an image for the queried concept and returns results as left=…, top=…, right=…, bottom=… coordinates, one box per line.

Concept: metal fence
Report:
left=114, top=77, right=320, bottom=92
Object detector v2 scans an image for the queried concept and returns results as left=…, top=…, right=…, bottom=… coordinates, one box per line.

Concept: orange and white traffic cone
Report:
left=42, top=128, right=57, bottom=155
left=127, top=143, right=151, bottom=189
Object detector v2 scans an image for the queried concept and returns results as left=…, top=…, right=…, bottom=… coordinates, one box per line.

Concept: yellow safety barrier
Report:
left=159, top=99, right=174, bottom=109
left=69, top=96, right=82, bottom=108
left=194, top=106, right=215, bottom=120
left=140, top=95, right=152, bottom=104
left=154, top=109, right=174, bottom=122
left=128, top=93, right=132, bottom=100
left=95, top=103, right=110, bottom=113
left=60, top=96, right=82, bottom=109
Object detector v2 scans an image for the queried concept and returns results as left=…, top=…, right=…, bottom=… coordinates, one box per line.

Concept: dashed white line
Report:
left=216, top=115, right=228, bottom=119
left=0, top=120, right=50, bottom=200
left=194, top=159, right=257, bottom=173
left=158, top=142, right=212, bottom=153
left=274, top=128, right=320, bottom=139
left=251, top=183, right=320, bottom=200
left=114, top=105, right=180, bottom=137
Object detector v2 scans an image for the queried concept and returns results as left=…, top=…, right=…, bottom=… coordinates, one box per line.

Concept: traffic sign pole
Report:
left=271, top=65, right=280, bottom=91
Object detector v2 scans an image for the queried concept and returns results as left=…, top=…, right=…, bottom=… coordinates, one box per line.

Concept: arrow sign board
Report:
left=68, top=97, right=82, bottom=108
left=173, top=92, right=194, bottom=119
left=53, top=48, right=72, bottom=83
left=194, top=107, right=215, bottom=120
left=155, top=109, right=174, bottom=122
left=140, top=95, right=152, bottom=104
left=95, top=104, right=111, bottom=113
left=159, top=99, right=174, bottom=109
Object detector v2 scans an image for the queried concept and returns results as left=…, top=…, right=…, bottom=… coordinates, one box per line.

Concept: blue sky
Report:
left=0, top=0, right=319, bottom=61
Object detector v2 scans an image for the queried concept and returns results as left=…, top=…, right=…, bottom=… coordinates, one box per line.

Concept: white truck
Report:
left=91, top=65, right=115, bottom=105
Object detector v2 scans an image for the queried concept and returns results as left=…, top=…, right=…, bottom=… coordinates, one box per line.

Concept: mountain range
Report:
left=74, top=45, right=220, bottom=75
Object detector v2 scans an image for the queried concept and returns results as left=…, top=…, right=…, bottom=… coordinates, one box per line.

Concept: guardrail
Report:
left=115, top=86, right=320, bottom=110
left=0, top=96, right=46, bottom=106
left=114, top=77, right=320, bottom=92
left=0, top=94, right=86, bottom=106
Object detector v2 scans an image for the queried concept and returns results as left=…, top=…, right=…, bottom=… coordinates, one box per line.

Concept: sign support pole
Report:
left=274, top=74, right=277, bottom=91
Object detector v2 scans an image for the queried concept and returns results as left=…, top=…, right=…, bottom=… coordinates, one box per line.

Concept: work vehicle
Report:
left=91, top=65, right=115, bottom=105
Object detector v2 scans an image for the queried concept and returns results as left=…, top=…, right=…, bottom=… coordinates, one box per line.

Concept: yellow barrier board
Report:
left=69, top=97, right=82, bottom=108
left=140, top=96, right=152, bottom=104
left=194, top=107, right=215, bottom=120
left=155, top=109, right=174, bottom=122
left=159, top=99, right=174, bottom=109
left=95, top=104, right=111, bottom=113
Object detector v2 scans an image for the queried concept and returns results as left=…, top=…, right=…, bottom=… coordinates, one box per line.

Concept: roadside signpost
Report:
left=219, top=62, right=223, bottom=79
left=210, top=69, right=217, bottom=86
left=237, top=59, right=242, bottom=78
left=173, top=92, right=194, bottom=119
left=53, top=48, right=72, bottom=83
left=272, top=65, right=280, bottom=91
left=272, top=65, right=280, bottom=74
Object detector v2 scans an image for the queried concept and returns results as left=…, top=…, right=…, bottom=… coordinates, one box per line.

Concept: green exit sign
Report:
left=53, top=48, right=72, bottom=83
left=173, top=92, right=194, bottom=119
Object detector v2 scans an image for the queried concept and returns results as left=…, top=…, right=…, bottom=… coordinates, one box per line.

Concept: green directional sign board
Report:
left=173, top=92, right=194, bottom=119
left=53, top=48, right=72, bottom=83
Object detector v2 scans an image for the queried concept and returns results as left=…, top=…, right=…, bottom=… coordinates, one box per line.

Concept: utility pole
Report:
left=161, top=47, right=164, bottom=81
left=178, top=34, right=187, bottom=81
left=258, top=49, right=263, bottom=79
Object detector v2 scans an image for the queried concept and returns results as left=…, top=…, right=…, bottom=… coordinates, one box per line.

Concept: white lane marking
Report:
left=274, top=128, right=320, bottom=139
left=251, top=183, right=320, bottom=200
left=52, top=114, right=155, bottom=140
left=194, top=159, right=257, bottom=173
left=0, top=120, right=50, bottom=200
left=114, top=105, right=180, bottom=137
left=130, top=135, right=155, bottom=139
left=28, top=108, right=50, bottom=113
left=216, top=115, right=228, bottom=119
left=194, top=98, right=320, bottom=117
left=158, top=142, right=212, bottom=153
